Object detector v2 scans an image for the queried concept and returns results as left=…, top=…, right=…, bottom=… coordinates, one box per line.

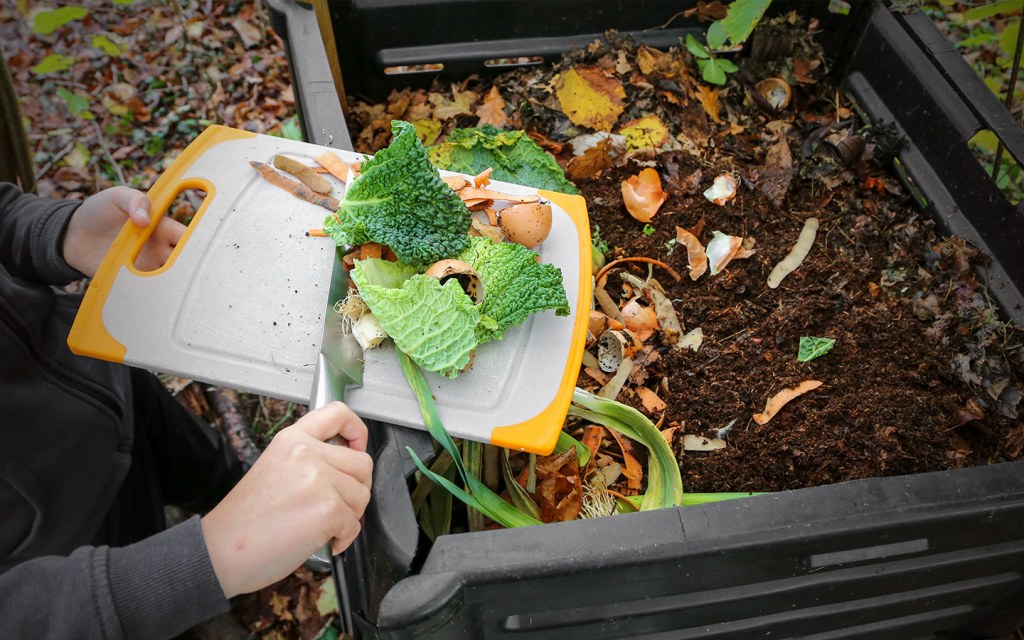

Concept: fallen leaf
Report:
left=606, top=428, right=644, bottom=492
left=754, top=380, right=823, bottom=425
left=637, top=387, right=668, bottom=413
left=410, top=118, right=441, bottom=146
left=231, top=16, right=262, bottom=48
left=619, top=114, right=670, bottom=152
left=555, top=65, right=626, bottom=132
left=621, top=168, right=667, bottom=222
left=567, top=138, right=613, bottom=180
left=636, top=45, right=680, bottom=78
left=532, top=448, right=583, bottom=522
left=793, top=57, right=820, bottom=84
left=756, top=121, right=793, bottom=207
left=269, top=592, right=294, bottom=622
left=430, top=86, right=477, bottom=120
left=694, top=84, right=724, bottom=124
left=475, top=86, right=508, bottom=128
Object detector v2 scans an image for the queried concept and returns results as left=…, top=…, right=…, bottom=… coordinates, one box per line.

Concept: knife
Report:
left=308, top=242, right=364, bottom=636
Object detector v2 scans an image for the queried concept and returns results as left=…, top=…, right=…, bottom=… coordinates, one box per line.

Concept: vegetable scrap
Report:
left=249, top=161, right=339, bottom=211
left=797, top=337, right=836, bottom=363
left=753, top=380, right=824, bottom=425
left=675, top=226, right=708, bottom=280
left=767, top=217, right=819, bottom=289
left=273, top=154, right=332, bottom=194
left=703, top=173, right=737, bottom=205
left=621, top=167, right=668, bottom=222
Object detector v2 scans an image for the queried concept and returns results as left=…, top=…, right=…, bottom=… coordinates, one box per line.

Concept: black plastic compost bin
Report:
left=266, top=1, right=1024, bottom=638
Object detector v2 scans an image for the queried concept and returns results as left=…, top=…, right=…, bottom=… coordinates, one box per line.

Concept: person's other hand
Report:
left=200, top=402, right=372, bottom=598
left=63, top=185, right=186, bottom=277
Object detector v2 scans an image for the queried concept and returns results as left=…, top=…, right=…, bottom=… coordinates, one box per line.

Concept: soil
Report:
left=348, top=17, right=1024, bottom=496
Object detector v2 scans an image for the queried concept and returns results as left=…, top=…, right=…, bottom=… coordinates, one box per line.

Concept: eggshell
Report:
left=497, top=203, right=552, bottom=249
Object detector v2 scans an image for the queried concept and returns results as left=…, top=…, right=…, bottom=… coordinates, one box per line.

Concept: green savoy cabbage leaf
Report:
left=324, top=120, right=471, bottom=266
left=457, top=237, right=570, bottom=343
left=797, top=336, right=835, bottom=363
left=353, top=261, right=480, bottom=378
left=429, top=125, right=579, bottom=195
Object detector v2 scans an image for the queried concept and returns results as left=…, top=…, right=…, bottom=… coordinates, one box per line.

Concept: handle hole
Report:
left=133, top=187, right=208, bottom=272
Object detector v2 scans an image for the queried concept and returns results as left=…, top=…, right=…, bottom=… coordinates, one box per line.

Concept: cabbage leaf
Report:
left=353, top=262, right=480, bottom=378
left=324, top=120, right=472, bottom=266
left=429, top=125, right=579, bottom=195
left=457, top=237, right=570, bottom=343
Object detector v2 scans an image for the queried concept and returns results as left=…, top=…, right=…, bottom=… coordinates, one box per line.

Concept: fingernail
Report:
left=131, top=208, right=150, bottom=226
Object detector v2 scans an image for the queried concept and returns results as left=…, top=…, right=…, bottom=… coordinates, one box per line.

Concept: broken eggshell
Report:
left=497, top=202, right=553, bottom=249
left=597, top=329, right=643, bottom=373
left=425, top=259, right=485, bottom=304
left=755, top=77, right=792, bottom=111
left=620, top=297, right=659, bottom=341
left=702, top=173, right=737, bottom=206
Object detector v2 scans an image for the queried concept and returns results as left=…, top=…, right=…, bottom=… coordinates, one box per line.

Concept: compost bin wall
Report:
left=266, top=0, right=1024, bottom=637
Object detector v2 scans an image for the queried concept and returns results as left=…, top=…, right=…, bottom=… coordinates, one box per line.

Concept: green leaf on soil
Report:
left=56, top=88, right=93, bottom=120
left=964, top=0, right=1022, bottom=22
left=31, top=53, right=75, bottom=75
left=31, top=6, right=89, bottom=35
left=699, top=58, right=727, bottom=85
left=797, top=336, right=835, bottom=362
left=91, top=34, right=124, bottom=57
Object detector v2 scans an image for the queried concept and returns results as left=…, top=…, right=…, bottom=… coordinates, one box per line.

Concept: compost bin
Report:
left=267, top=1, right=1024, bottom=638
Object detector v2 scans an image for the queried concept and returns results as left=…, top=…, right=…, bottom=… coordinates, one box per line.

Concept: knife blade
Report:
left=308, top=243, right=364, bottom=636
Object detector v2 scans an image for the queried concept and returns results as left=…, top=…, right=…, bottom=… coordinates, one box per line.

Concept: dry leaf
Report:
left=636, top=45, right=679, bottom=78
left=230, top=17, right=262, bottom=48
left=607, top=428, right=644, bottom=492
left=756, top=121, right=793, bottom=207
left=619, top=114, right=670, bottom=152
left=567, top=138, right=613, bottom=180
left=754, top=380, right=824, bottom=425
left=637, top=387, right=668, bottom=413
left=475, top=86, right=508, bottom=128
left=621, top=168, right=667, bottom=222
left=555, top=65, right=626, bottom=132
left=694, top=84, right=724, bottom=125
left=430, top=86, right=477, bottom=120
left=269, top=592, right=294, bottom=622
left=532, top=448, right=583, bottom=522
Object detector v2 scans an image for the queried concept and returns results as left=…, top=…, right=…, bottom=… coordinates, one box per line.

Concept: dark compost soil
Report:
left=346, top=17, right=1024, bottom=497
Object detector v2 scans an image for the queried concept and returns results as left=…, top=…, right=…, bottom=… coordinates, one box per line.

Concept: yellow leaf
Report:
left=555, top=65, right=625, bottom=132
left=64, top=143, right=90, bottom=169
left=695, top=84, right=724, bottom=125
left=619, top=115, right=670, bottom=152
left=411, top=119, right=441, bottom=146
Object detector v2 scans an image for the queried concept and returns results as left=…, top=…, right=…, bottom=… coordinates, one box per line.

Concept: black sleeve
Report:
left=0, top=181, right=86, bottom=285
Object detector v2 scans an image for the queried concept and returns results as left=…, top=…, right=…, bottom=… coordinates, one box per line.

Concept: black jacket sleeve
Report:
left=0, top=181, right=86, bottom=285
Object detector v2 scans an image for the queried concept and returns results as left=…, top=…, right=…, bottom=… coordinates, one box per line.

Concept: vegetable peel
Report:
left=753, top=380, right=823, bottom=425
left=621, top=168, right=668, bottom=222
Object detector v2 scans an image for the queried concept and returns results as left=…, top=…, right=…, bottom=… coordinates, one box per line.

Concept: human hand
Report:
left=62, top=185, right=186, bottom=277
left=200, top=402, right=373, bottom=598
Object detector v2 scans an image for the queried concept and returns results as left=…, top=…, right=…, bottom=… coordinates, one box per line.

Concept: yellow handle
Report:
left=67, top=125, right=256, bottom=362
left=489, top=189, right=593, bottom=454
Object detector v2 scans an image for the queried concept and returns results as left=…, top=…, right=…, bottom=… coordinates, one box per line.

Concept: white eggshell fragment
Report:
left=497, top=202, right=552, bottom=249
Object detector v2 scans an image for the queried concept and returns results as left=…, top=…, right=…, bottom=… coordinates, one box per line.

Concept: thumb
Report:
left=108, top=186, right=152, bottom=228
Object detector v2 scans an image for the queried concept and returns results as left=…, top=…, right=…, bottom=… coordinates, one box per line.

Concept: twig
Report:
left=205, top=387, right=262, bottom=470
left=34, top=139, right=78, bottom=181
left=91, top=120, right=126, bottom=185
left=992, top=16, right=1024, bottom=182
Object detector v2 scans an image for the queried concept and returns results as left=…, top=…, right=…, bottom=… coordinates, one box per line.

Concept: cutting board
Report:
left=68, top=125, right=591, bottom=454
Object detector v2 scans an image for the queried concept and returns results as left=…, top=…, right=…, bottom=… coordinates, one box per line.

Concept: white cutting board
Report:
left=69, top=125, right=591, bottom=454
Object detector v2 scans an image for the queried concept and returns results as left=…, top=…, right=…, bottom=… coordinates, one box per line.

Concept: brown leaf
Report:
left=793, top=57, right=821, bottom=85
left=269, top=593, right=294, bottom=622
left=636, top=46, right=680, bottom=78
left=755, top=121, right=793, bottom=207
left=532, top=448, right=583, bottom=522
left=231, top=17, right=263, bottom=48
left=754, top=380, right=824, bottom=425
left=637, top=387, right=668, bottom=413
left=606, top=429, right=644, bottom=492
left=475, top=86, right=508, bottom=128
left=567, top=138, right=613, bottom=181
